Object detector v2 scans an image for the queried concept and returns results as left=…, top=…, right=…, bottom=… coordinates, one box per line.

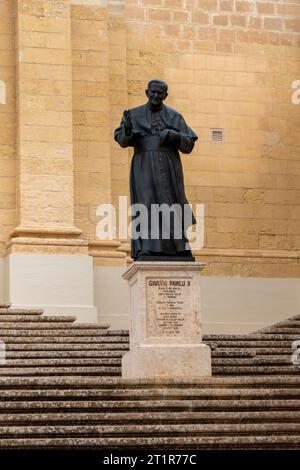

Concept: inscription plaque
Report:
left=147, top=278, right=193, bottom=338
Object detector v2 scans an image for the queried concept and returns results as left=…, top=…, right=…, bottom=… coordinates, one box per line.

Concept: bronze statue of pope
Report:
left=114, top=80, right=198, bottom=261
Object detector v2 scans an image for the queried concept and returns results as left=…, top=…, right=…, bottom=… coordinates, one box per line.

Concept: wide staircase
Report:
left=0, top=303, right=300, bottom=450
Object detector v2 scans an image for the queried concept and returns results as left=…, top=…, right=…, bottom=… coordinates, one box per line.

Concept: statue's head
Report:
left=145, top=80, right=168, bottom=108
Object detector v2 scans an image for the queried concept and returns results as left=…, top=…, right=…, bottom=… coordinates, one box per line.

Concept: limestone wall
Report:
left=120, top=0, right=300, bottom=276
left=0, top=0, right=299, bottom=277
left=0, top=0, right=16, bottom=257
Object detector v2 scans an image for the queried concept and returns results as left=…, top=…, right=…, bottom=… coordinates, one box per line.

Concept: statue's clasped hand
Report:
left=167, top=129, right=181, bottom=146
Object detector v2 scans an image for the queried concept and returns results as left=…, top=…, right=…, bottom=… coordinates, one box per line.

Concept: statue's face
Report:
left=146, top=83, right=168, bottom=107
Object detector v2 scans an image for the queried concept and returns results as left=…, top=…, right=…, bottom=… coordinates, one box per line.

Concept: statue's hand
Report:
left=123, top=110, right=133, bottom=136
left=167, top=129, right=181, bottom=146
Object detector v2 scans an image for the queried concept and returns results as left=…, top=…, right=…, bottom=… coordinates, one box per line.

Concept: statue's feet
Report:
left=135, top=250, right=195, bottom=262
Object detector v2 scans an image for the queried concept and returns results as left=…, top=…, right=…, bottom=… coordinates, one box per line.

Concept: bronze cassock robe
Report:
left=114, top=103, right=198, bottom=260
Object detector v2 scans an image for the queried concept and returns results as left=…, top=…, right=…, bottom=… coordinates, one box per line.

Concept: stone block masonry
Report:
left=123, top=0, right=300, bottom=277
left=0, top=0, right=299, bottom=274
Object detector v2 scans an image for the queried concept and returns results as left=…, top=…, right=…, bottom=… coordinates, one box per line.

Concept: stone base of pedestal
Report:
left=122, top=344, right=211, bottom=379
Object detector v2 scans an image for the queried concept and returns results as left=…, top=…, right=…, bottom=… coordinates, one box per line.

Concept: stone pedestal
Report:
left=122, top=262, right=211, bottom=379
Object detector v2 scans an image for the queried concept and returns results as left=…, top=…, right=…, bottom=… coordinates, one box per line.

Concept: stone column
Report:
left=4, top=0, right=96, bottom=321
left=14, top=0, right=76, bottom=234
left=122, top=262, right=211, bottom=379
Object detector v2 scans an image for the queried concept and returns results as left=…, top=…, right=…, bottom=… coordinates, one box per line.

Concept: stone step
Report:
left=0, top=398, right=300, bottom=411
left=1, top=375, right=300, bottom=389
left=1, top=410, right=300, bottom=425
left=212, top=349, right=256, bottom=358
left=213, top=347, right=293, bottom=357
left=1, top=422, right=300, bottom=438
left=213, top=357, right=293, bottom=366
left=0, top=435, right=299, bottom=449
left=0, top=304, right=11, bottom=309
left=255, top=316, right=300, bottom=333
left=1, top=355, right=293, bottom=367
left=0, top=316, right=76, bottom=323
left=3, top=356, right=294, bottom=369
left=1, top=387, right=300, bottom=400
left=110, top=329, right=128, bottom=334
left=3, top=349, right=252, bottom=359
left=0, top=309, right=44, bottom=315
left=2, top=350, right=253, bottom=360
left=252, top=348, right=296, bottom=355
left=4, top=351, right=126, bottom=359
left=4, top=343, right=129, bottom=351
left=0, top=324, right=110, bottom=332
left=265, top=328, right=300, bottom=334
left=209, top=341, right=295, bottom=348
left=213, top=366, right=299, bottom=375
left=1, top=358, right=121, bottom=367
left=0, top=367, right=120, bottom=376
left=0, top=330, right=122, bottom=338
left=274, top=321, right=300, bottom=328
left=5, top=344, right=278, bottom=359
left=204, top=334, right=300, bottom=341
left=0, top=336, right=129, bottom=344
left=265, top=322, right=300, bottom=332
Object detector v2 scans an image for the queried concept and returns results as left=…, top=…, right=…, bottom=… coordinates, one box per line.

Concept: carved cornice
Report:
left=10, top=226, right=83, bottom=239
left=88, top=240, right=126, bottom=259
left=117, top=244, right=300, bottom=260
left=194, top=248, right=300, bottom=259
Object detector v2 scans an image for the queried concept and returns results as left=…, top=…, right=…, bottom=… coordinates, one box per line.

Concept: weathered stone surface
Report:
left=0, top=322, right=109, bottom=329
left=0, top=308, right=43, bottom=315
left=0, top=315, right=77, bottom=322
left=1, top=328, right=112, bottom=337
left=0, top=410, right=300, bottom=425
left=1, top=307, right=300, bottom=449
left=1, top=422, right=300, bottom=438
left=4, top=343, right=129, bottom=351
left=2, top=358, right=122, bottom=367
left=0, top=366, right=120, bottom=376
left=4, top=350, right=125, bottom=359
left=0, top=336, right=129, bottom=344
left=0, top=375, right=300, bottom=388
left=122, top=262, right=212, bottom=379
left=1, top=387, right=300, bottom=400
left=0, top=435, right=299, bottom=450
left=1, top=398, right=300, bottom=411
left=123, top=345, right=212, bottom=379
